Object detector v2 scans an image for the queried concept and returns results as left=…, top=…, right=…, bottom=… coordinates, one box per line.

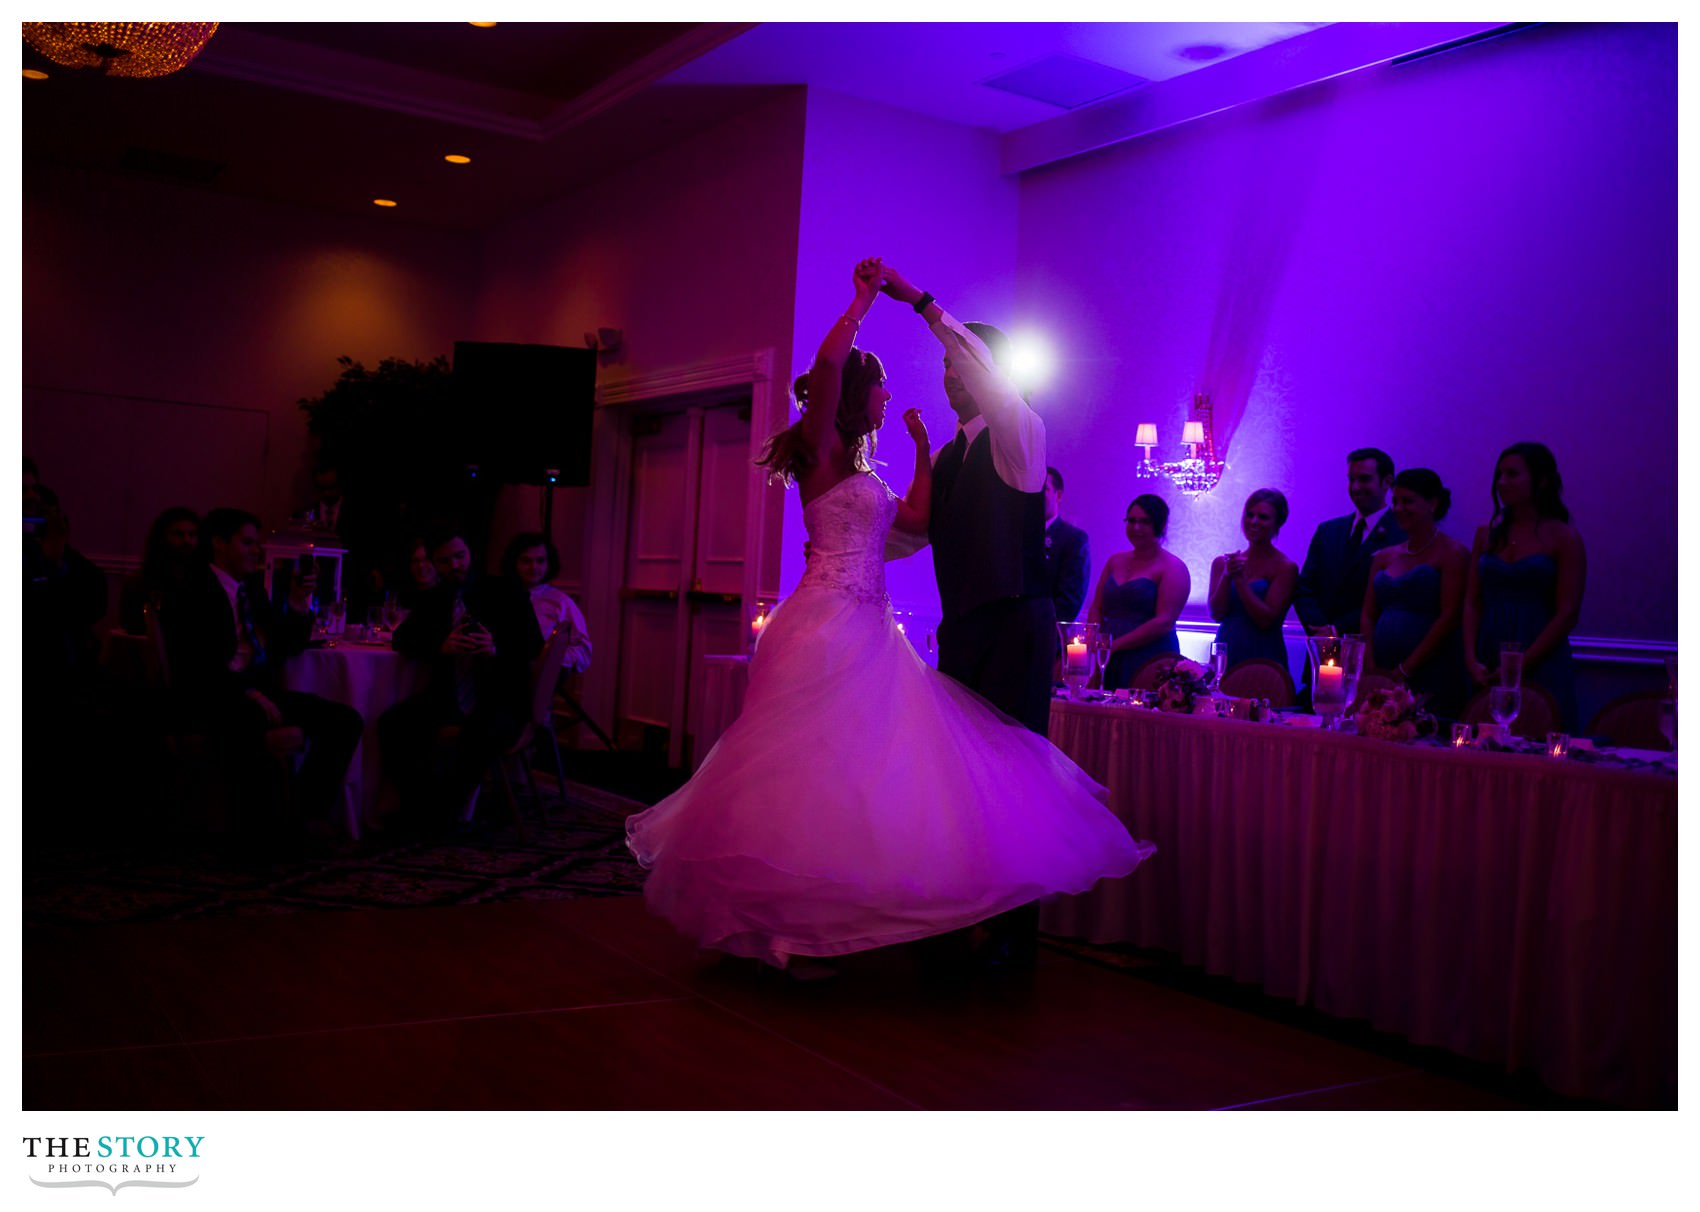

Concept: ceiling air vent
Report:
left=117, top=145, right=226, bottom=184
left=980, top=54, right=1148, bottom=110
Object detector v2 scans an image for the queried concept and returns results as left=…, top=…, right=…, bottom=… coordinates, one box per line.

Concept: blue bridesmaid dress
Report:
left=1101, top=576, right=1179, bottom=690
left=1476, top=553, right=1579, bottom=730
left=1370, top=565, right=1468, bottom=718
left=1213, top=577, right=1291, bottom=682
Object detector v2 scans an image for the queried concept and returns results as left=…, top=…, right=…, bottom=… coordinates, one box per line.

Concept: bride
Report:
left=626, top=258, right=1153, bottom=970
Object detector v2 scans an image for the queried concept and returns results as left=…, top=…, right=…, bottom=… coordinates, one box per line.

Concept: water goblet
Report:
left=330, top=597, right=347, bottom=636
left=1210, top=641, right=1229, bottom=688
left=1498, top=642, right=1524, bottom=691
left=1489, top=685, right=1522, bottom=743
left=1093, top=636, right=1112, bottom=690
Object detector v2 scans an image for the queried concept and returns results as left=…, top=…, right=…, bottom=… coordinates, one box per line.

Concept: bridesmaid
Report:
left=1208, top=488, right=1298, bottom=680
left=1463, top=442, right=1586, bottom=730
left=1362, top=469, right=1470, bottom=717
left=1088, top=493, right=1189, bottom=690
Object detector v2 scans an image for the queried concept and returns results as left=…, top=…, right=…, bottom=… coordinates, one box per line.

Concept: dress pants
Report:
left=936, top=596, right=1057, bottom=739
left=378, top=689, right=527, bottom=825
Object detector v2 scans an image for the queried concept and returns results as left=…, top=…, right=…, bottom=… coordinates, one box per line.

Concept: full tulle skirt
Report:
left=626, top=586, right=1154, bottom=967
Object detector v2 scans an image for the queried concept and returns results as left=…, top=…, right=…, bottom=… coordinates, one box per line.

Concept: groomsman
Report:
left=1294, top=447, right=1407, bottom=637
left=1042, top=466, right=1090, bottom=625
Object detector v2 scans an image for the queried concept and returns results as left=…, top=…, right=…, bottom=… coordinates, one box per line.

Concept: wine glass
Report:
left=1210, top=641, right=1229, bottom=688
left=330, top=597, right=347, bottom=635
left=1489, top=685, right=1522, bottom=742
left=1093, top=635, right=1112, bottom=689
left=381, top=592, right=403, bottom=632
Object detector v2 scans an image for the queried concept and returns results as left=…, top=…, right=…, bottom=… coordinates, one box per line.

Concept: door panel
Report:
left=624, top=412, right=691, bottom=593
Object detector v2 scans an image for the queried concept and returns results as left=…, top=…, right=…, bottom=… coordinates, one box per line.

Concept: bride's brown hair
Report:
left=756, top=348, right=884, bottom=485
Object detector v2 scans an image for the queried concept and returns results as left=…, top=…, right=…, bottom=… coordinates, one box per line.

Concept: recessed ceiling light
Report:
left=373, top=198, right=398, bottom=208
left=22, top=68, right=49, bottom=80
left=443, top=154, right=472, bottom=165
left=469, top=22, right=497, bottom=28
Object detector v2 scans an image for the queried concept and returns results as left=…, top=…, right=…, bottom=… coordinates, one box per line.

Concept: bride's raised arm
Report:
left=800, top=257, right=883, bottom=459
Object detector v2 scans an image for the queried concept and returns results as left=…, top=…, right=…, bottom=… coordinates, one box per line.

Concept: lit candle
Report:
left=750, top=608, right=768, bottom=640
left=1315, top=659, right=1344, bottom=701
left=1065, top=640, right=1090, bottom=675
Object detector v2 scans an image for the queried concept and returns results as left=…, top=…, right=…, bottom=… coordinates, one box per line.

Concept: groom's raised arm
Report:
left=929, top=312, right=1046, bottom=493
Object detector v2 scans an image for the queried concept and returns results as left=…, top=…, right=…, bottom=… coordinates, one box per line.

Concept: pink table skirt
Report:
left=1040, top=700, right=1676, bottom=1107
left=281, top=642, right=428, bottom=837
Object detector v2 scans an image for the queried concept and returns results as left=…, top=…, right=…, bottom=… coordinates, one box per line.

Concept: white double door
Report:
left=616, top=400, right=751, bottom=766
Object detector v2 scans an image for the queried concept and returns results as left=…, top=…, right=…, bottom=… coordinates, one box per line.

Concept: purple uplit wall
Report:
left=783, top=90, right=1020, bottom=615
left=1014, top=21, right=1676, bottom=641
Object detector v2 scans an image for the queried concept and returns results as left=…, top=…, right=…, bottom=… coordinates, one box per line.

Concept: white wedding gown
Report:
left=626, top=472, right=1154, bottom=966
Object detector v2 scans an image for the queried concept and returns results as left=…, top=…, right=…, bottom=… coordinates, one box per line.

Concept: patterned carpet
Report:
left=23, top=781, right=650, bottom=928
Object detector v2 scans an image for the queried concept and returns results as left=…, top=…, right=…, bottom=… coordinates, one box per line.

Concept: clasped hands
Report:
left=442, top=619, right=496, bottom=657
left=853, top=256, right=924, bottom=308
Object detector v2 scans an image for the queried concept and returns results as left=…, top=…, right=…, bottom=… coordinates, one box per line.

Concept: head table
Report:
left=1040, top=696, right=1674, bottom=1107
left=281, top=638, right=428, bottom=838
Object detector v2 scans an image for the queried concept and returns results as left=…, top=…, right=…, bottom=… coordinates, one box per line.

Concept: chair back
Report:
left=530, top=621, right=581, bottom=727
left=141, top=604, right=171, bottom=689
left=1352, top=673, right=1400, bottom=710
left=1131, top=654, right=1180, bottom=692
left=1586, top=691, right=1672, bottom=750
left=1460, top=682, right=1559, bottom=740
left=1219, top=659, right=1295, bottom=707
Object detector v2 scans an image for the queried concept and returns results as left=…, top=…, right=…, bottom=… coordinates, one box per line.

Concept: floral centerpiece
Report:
left=1352, top=683, right=1438, bottom=743
left=1155, top=658, right=1216, bottom=714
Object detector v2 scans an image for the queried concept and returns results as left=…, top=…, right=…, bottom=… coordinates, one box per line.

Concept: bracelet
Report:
left=838, top=313, right=860, bottom=328
left=913, top=291, right=935, bottom=315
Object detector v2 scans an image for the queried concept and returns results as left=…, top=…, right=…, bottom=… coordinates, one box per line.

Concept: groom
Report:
left=881, top=266, right=1052, bottom=969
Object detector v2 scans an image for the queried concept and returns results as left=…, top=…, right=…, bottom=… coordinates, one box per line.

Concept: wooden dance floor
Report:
left=26, top=895, right=1552, bottom=1110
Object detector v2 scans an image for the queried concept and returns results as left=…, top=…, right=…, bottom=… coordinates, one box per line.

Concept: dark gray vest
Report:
left=929, top=428, right=1048, bottom=625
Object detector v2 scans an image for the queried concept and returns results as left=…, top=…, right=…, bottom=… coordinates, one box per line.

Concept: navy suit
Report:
left=1293, top=511, right=1407, bottom=636
left=1043, top=519, right=1091, bottom=626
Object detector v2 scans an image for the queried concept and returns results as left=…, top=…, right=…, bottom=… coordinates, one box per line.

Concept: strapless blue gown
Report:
left=1476, top=553, right=1578, bottom=730
left=1213, top=577, right=1291, bottom=681
left=1100, top=575, right=1179, bottom=690
left=1370, top=564, right=1468, bottom=717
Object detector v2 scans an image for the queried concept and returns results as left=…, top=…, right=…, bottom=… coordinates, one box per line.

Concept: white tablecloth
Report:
left=281, top=641, right=427, bottom=837
left=1040, top=699, right=1676, bottom=1107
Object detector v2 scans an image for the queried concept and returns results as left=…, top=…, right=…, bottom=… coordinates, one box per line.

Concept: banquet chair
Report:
left=1219, top=659, right=1295, bottom=707
left=1586, top=691, right=1672, bottom=750
left=496, top=620, right=583, bottom=818
left=1460, top=682, right=1560, bottom=740
left=1351, top=673, right=1399, bottom=710
left=1130, top=654, right=1181, bottom=692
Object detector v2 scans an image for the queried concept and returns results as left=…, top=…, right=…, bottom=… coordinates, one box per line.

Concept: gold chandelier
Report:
left=21, top=22, right=219, bottom=78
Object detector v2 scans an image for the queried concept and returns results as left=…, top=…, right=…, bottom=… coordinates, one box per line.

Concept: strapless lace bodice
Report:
left=796, top=473, right=898, bottom=606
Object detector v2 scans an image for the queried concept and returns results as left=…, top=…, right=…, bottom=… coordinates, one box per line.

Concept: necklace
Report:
left=1404, top=531, right=1439, bottom=556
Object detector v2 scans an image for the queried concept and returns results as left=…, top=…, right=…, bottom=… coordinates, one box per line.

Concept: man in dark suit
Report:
left=379, top=523, right=543, bottom=827
left=1294, top=447, right=1407, bottom=639
left=880, top=265, right=1052, bottom=970
left=163, top=507, right=363, bottom=842
left=1042, top=466, right=1091, bottom=626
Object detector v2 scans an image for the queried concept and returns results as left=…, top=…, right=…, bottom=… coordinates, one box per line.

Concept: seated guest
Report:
left=502, top=531, right=591, bottom=676
left=1042, top=467, right=1091, bottom=625
left=1208, top=489, right=1298, bottom=681
left=23, top=483, right=108, bottom=708
left=1362, top=470, right=1470, bottom=717
left=380, top=523, right=543, bottom=826
left=1294, top=447, right=1406, bottom=637
left=398, top=535, right=439, bottom=608
left=120, top=506, right=200, bottom=634
left=163, top=507, right=363, bottom=844
left=1088, top=493, right=1189, bottom=690
left=1463, top=442, right=1585, bottom=730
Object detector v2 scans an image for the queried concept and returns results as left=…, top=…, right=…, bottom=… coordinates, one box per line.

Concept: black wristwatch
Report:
left=913, top=291, right=935, bottom=315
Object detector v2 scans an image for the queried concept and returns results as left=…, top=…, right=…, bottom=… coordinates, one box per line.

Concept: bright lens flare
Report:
left=1007, top=335, right=1052, bottom=390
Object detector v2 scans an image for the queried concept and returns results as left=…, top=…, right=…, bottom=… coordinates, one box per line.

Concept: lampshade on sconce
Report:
left=21, top=22, right=219, bottom=78
left=1134, top=394, right=1228, bottom=497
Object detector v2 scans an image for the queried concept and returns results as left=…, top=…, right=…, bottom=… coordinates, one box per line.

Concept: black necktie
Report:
left=1350, top=516, right=1367, bottom=549
left=236, top=583, right=266, bottom=668
left=951, top=428, right=968, bottom=460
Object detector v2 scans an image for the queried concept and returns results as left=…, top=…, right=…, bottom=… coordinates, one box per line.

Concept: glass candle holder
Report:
left=1056, top=621, right=1099, bottom=699
left=1451, top=722, right=1473, bottom=749
left=1546, top=732, right=1571, bottom=758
